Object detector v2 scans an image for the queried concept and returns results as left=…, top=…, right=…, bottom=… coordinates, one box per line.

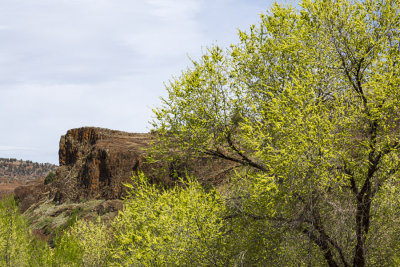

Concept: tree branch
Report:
left=302, top=228, right=339, bottom=267
left=226, top=133, right=268, bottom=172
left=204, top=133, right=267, bottom=172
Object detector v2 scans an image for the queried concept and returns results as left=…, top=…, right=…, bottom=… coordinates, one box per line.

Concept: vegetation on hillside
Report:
left=0, top=158, right=57, bottom=183
left=1, top=0, right=400, bottom=265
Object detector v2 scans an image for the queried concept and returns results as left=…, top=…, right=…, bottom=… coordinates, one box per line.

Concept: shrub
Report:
left=53, top=218, right=111, bottom=267
left=44, top=171, right=56, bottom=185
left=112, top=173, right=228, bottom=266
left=0, top=196, right=52, bottom=266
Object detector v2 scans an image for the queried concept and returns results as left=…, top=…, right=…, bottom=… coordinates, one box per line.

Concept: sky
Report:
left=0, top=0, right=279, bottom=164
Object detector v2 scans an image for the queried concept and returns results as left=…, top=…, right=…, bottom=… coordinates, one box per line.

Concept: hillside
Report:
left=0, top=158, right=57, bottom=198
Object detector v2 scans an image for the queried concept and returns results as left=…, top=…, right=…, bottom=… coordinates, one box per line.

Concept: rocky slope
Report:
left=14, top=127, right=235, bottom=240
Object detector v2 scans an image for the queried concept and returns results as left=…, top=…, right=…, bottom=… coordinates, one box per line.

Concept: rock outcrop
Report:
left=15, top=126, right=235, bottom=212
left=52, top=127, right=152, bottom=202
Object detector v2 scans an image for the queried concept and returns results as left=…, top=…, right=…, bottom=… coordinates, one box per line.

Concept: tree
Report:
left=53, top=218, right=111, bottom=267
left=112, top=173, right=228, bottom=266
left=152, top=0, right=400, bottom=265
left=44, top=171, right=56, bottom=185
left=0, top=196, right=29, bottom=266
left=0, top=196, right=51, bottom=266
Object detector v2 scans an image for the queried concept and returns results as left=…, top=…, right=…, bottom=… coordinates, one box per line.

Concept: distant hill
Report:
left=0, top=158, right=57, bottom=198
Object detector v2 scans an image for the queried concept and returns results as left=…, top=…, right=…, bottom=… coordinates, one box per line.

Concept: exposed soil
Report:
left=0, top=181, right=23, bottom=199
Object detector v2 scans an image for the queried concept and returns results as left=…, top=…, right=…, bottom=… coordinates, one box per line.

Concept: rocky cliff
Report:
left=13, top=126, right=235, bottom=241
left=16, top=127, right=235, bottom=212
left=52, top=127, right=151, bottom=203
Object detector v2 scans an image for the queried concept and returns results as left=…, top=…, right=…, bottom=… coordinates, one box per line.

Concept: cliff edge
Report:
left=53, top=127, right=151, bottom=202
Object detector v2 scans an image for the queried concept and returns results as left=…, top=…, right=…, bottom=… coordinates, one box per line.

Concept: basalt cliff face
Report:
left=53, top=127, right=152, bottom=203
left=15, top=127, right=234, bottom=213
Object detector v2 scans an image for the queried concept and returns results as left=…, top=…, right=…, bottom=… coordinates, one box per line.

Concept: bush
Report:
left=53, top=218, right=111, bottom=267
left=44, top=171, right=56, bottom=185
left=112, top=173, right=228, bottom=266
left=0, top=196, right=52, bottom=266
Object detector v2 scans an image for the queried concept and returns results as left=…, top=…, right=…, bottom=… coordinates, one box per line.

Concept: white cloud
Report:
left=0, top=146, right=37, bottom=151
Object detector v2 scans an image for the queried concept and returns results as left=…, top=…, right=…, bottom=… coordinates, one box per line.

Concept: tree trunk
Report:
left=353, top=201, right=366, bottom=267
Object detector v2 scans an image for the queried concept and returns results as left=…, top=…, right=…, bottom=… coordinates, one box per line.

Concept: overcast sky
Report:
left=0, top=0, right=278, bottom=164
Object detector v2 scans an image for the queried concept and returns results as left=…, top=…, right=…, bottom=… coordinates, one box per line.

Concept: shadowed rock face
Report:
left=53, top=127, right=152, bottom=202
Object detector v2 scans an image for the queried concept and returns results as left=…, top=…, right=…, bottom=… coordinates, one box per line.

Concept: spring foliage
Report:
left=152, top=0, right=400, bottom=265
left=53, top=218, right=111, bottom=266
left=0, top=196, right=52, bottom=266
left=0, top=196, right=31, bottom=266
left=112, top=173, right=227, bottom=266
left=1, top=0, right=400, bottom=266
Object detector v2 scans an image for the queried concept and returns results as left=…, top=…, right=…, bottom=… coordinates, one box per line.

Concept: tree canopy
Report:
left=152, top=0, right=400, bottom=265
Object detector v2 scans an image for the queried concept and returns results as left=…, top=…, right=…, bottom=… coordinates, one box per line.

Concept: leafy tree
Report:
left=27, top=238, right=53, bottom=267
left=152, top=0, right=400, bottom=265
left=53, top=218, right=111, bottom=267
left=0, top=196, right=31, bottom=266
left=112, top=173, right=228, bottom=266
left=0, top=196, right=52, bottom=266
